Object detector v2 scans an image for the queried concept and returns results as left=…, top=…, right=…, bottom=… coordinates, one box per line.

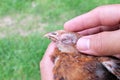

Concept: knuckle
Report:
left=95, top=5, right=106, bottom=10
left=91, top=32, right=107, bottom=55
left=40, top=60, right=44, bottom=68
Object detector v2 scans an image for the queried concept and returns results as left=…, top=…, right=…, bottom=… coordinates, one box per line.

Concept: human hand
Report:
left=64, top=4, right=120, bottom=58
left=40, top=43, right=55, bottom=80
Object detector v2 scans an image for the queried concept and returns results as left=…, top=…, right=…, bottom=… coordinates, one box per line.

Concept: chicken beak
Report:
left=44, top=32, right=58, bottom=42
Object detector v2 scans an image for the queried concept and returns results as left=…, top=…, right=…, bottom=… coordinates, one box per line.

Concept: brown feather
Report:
left=45, top=30, right=120, bottom=80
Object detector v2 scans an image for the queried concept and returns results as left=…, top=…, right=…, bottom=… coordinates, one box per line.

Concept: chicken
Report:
left=44, top=30, right=120, bottom=80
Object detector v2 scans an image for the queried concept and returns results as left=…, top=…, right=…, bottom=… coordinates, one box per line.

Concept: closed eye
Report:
left=51, top=32, right=57, bottom=35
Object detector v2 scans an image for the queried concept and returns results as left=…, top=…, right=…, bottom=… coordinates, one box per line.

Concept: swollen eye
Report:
left=51, top=32, right=57, bottom=35
left=62, top=38, right=72, bottom=44
left=61, top=33, right=77, bottom=45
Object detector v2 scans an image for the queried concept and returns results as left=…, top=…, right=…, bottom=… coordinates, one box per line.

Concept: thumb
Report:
left=77, top=30, right=120, bottom=56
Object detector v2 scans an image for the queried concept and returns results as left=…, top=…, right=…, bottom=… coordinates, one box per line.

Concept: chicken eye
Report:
left=62, top=38, right=71, bottom=44
left=61, top=33, right=77, bottom=45
left=51, top=32, right=57, bottom=35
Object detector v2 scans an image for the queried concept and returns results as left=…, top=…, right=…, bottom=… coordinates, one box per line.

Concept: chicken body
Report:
left=52, top=48, right=118, bottom=80
left=45, top=30, right=120, bottom=80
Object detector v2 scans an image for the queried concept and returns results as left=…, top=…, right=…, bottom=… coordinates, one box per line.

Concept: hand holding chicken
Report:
left=44, top=30, right=120, bottom=80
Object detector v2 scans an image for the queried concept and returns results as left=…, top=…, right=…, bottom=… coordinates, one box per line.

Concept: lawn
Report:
left=0, top=0, right=120, bottom=80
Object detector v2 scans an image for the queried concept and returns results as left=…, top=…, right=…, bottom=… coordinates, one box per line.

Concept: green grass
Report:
left=0, top=0, right=120, bottom=80
left=0, top=35, right=50, bottom=80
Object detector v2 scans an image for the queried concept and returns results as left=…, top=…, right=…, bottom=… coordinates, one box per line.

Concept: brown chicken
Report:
left=45, top=30, right=120, bottom=80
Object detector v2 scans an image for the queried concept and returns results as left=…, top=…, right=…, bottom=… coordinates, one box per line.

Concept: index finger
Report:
left=64, top=4, right=120, bottom=32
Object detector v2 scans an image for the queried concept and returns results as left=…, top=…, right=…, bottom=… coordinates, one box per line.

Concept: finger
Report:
left=42, top=42, right=56, bottom=59
left=64, top=4, right=120, bottom=32
left=114, top=54, right=120, bottom=59
left=78, top=25, right=119, bottom=36
left=40, top=42, right=56, bottom=80
left=76, top=30, right=120, bottom=56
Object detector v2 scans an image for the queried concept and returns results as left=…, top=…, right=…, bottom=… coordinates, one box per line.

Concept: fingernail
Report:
left=77, top=37, right=90, bottom=51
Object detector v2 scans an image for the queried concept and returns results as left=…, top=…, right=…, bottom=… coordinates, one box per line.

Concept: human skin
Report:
left=40, top=42, right=55, bottom=80
left=40, top=4, right=120, bottom=80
